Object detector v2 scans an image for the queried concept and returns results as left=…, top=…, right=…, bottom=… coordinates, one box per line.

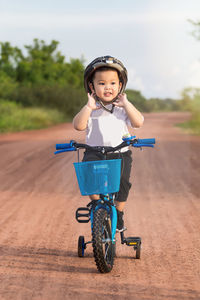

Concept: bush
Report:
left=177, top=88, right=200, bottom=135
left=0, top=99, right=67, bottom=132
left=10, top=84, right=86, bottom=115
left=0, top=71, right=18, bottom=99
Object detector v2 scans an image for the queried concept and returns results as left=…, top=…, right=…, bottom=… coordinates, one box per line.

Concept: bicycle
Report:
left=55, top=135, right=155, bottom=273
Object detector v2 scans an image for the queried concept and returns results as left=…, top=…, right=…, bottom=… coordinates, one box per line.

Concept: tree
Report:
left=0, top=42, right=23, bottom=79
left=0, top=39, right=85, bottom=87
left=16, top=39, right=84, bottom=87
left=188, top=19, right=200, bottom=40
left=126, top=89, right=148, bottom=111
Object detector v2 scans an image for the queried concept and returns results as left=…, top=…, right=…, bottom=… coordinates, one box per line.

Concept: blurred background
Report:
left=0, top=0, right=200, bottom=133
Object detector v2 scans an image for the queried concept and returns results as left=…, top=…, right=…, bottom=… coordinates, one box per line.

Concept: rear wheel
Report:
left=92, top=208, right=115, bottom=273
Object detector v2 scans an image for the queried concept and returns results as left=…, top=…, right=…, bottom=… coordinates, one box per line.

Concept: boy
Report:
left=73, top=56, right=144, bottom=231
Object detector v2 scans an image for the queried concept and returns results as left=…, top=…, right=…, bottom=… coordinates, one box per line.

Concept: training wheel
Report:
left=78, top=235, right=85, bottom=257
left=136, top=241, right=141, bottom=259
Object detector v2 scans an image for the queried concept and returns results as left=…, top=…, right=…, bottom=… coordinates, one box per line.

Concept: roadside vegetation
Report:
left=0, top=36, right=199, bottom=134
left=0, top=39, right=85, bottom=132
left=0, top=99, right=66, bottom=132
left=176, top=20, right=200, bottom=135
left=176, top=88, right=200, bottom=135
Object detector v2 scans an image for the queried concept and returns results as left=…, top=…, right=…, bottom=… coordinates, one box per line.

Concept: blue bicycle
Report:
left=55, top=136, right=155, bottom=273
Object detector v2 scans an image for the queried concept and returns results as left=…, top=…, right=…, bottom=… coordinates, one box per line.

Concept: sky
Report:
left=0, top=0, right=200, bottom=99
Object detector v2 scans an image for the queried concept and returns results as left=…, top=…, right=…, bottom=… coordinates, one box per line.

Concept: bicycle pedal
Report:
left=124, top=237, right=141, bottom=248
left=76, top=207, right=90, bottom=223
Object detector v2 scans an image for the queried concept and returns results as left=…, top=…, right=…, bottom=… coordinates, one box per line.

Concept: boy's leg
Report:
left=113, top=150, right=132, bottom=231
left=89, top=194, right=99, bottom=200
left=115, top=201, right=125, bottom=212
left=116, top=209, right=124, bottom=232
left=115, top=201, right=125, bottom=231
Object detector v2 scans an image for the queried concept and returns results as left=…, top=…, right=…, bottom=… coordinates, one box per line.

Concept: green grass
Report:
left=0, top=99, right=68, bottom=133
left=177, top=115, right=200, bottom=135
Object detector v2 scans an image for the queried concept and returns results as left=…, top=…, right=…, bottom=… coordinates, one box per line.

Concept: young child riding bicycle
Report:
left=73, top=55, right=144, bottom=232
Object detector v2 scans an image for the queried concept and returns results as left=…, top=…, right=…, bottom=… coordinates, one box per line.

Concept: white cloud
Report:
left=171, top=66, right=181, bottom=77
left=127, top=68, right=145, bottom=93
left=152, top=84, right=164, bottom=93
left=0, top=2, right=200, bottom=99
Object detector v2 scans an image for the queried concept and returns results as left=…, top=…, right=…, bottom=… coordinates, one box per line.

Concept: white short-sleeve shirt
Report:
left=86, top=105, right=132, bottom=152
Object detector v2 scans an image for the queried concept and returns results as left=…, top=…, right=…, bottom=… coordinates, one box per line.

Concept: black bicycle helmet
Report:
left=84, top=55, right=128, bottom=95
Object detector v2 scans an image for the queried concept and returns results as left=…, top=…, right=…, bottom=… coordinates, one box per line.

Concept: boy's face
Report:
left=90, top=70, right=122, bottom=104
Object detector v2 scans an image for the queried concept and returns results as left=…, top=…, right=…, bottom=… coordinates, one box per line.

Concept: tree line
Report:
left=0, top=39, right=189, bottom=119
left=0, top=39, right=86, bottom=117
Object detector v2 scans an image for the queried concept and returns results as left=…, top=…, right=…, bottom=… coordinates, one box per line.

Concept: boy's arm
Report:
left=73, top=93, right=99, bottom=131
left=113, top=94, right=144, bottom=128
left=123, top=99, right=144, bottom=128
left=73, top=105, right=92, bottom=131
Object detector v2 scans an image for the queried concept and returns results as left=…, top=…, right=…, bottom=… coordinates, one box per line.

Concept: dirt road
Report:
left=0, top=112, right=200, bottom=300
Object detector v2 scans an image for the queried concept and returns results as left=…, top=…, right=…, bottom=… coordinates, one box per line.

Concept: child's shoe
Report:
left=116, top=209, right=125, bottom=232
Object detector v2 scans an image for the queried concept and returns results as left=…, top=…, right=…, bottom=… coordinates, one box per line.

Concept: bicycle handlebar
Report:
left=55, top=137, right=155, bottom=155
left=56, top=143, right=72, bottom=149
left=137, top=138, right=155, bottom=144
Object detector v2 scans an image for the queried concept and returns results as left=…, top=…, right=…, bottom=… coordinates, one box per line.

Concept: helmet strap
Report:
left=97, top=96, right=115, bottom=113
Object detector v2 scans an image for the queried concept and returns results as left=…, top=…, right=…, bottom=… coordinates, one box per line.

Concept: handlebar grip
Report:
left=137, top=138, right=155, bottom=144
left=133, top=144, right=154, bottom=148
left=56, top=143, right=72, bottom=150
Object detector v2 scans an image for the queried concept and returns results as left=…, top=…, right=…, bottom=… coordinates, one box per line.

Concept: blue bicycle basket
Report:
left=73, top=159, right=121, bottom=196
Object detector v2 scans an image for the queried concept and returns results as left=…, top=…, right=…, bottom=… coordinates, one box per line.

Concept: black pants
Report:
left=82, top=150, right=132, bottom=202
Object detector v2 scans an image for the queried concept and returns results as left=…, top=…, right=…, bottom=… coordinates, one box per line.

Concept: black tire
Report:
left=136, top=243, right=141, bottom=259
left=92, top=208, right=115, bottom=273
left=78, top=236, right=85, bottom=257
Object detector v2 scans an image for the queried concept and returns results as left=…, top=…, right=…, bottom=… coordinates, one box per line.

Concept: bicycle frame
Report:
left=90, top=195, right=117, bottom=243
left=54, top=135, right=156, bottom=272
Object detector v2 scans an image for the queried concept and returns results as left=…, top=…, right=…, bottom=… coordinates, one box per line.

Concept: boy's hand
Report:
left=113, top=93, right=129, bottom=107
left=87, top=93, right=100, bottom=110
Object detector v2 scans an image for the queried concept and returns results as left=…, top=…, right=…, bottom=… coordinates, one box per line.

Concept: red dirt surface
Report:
left=0, top=112, right=200, bottom=300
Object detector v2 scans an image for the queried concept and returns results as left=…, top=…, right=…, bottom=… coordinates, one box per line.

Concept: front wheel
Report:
left=92, top=208, right=115, bottom=273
